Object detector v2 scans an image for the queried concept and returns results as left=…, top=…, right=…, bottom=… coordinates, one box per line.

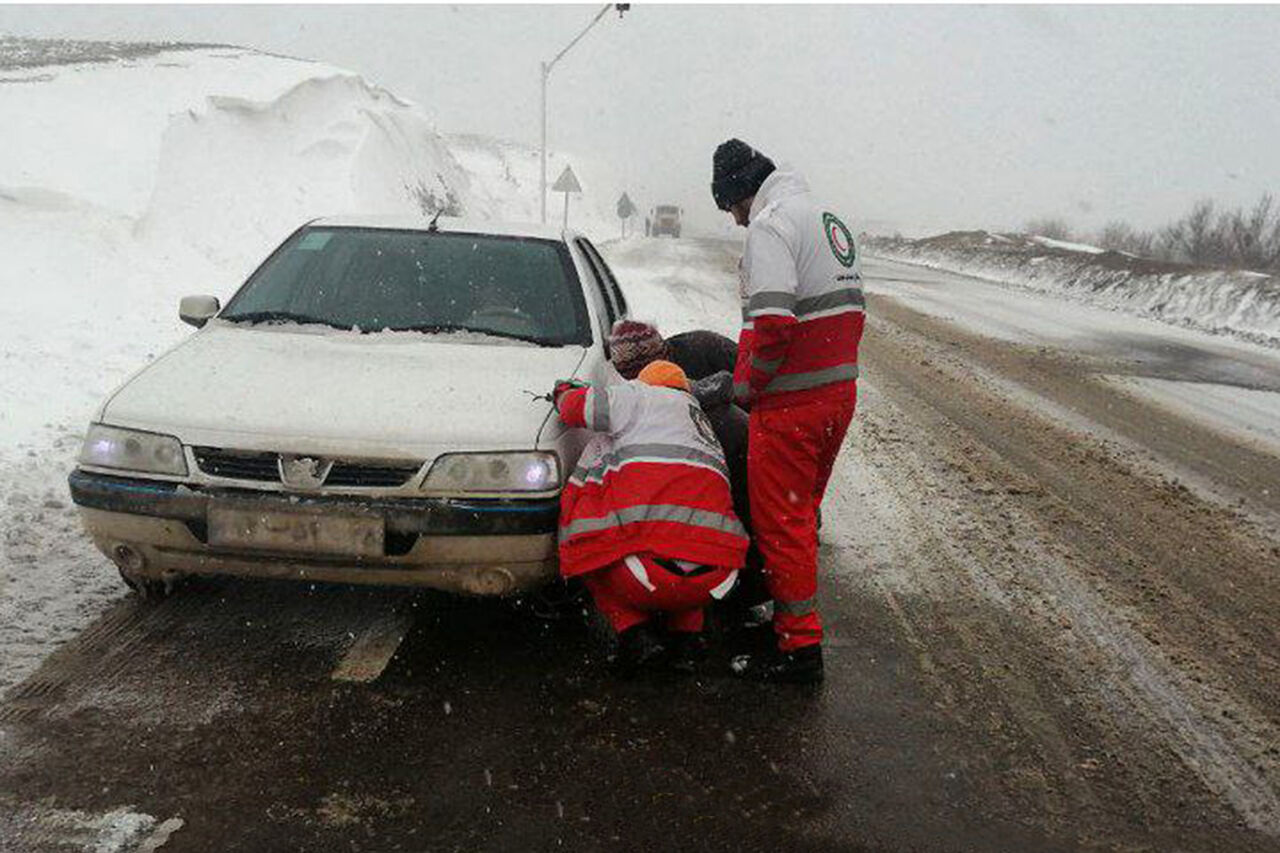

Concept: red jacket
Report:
left=556, top=382, right=749, bottom=577
left=733, top=169, right=865, bottom=411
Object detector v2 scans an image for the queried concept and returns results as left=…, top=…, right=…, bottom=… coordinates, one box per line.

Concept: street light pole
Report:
left=539, top=3, right=628, bottom=223
left=540, top=61, right=549, bottom=224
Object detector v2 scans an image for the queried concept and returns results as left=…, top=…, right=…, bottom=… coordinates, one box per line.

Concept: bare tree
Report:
left=1224, top=194, right=1279, bottom=270
left=1160, top=199, right=1218, bottom=264
left=1024, top=217, right=1074, bottom=240
left=1032, top=194, right=1280, bottom=273
left=1096, top=221, right=1153, bottom=256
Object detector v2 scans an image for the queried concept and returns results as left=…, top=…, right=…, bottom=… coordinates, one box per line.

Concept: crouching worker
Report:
left=553, top=361, right=750, bottom=675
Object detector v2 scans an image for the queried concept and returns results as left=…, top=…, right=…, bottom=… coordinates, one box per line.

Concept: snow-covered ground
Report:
left=601, top=237, right=741, bottom=338
left=863, top=256, right=1280, bottom=458
left=446, top=132, right=617, bottom=237
left=0, top=43, right=623, bottom=692
left=866, top=231, right=1280, bottom=346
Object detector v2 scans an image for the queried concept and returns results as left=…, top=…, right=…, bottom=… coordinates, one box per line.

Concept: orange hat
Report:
left=637, top=360, right=690, bottom=391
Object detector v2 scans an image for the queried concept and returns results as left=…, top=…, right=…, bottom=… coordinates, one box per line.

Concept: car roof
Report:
left=309, top=214, right=579, bottom=242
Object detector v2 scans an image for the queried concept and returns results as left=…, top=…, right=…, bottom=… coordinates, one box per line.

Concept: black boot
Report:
left=730, top=645, right=824, bottom=684
left=667, top=632, right=709, bottom=675
left=612, top=623, right=668, bottom=677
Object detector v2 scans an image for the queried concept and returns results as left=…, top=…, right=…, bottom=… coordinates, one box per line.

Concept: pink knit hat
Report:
left=609, top=320, right=670, bottom=379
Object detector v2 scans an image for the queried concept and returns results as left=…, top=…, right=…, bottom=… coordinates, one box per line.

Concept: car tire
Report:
left=117, top=568, right=173, bottom=601
left=526, top=578, right=586, bottom=621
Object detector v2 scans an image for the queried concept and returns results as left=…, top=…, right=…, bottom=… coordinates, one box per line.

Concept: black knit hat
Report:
left=711, top=138, right=776, bottom=211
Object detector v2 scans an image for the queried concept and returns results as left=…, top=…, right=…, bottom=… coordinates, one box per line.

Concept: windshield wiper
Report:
left=221, top=310, right=350, bottom=330
left=392, top=323, right=560, bottom=347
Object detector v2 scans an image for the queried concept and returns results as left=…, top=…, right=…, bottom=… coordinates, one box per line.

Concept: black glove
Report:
left=690, top=370, right=734, bottom=409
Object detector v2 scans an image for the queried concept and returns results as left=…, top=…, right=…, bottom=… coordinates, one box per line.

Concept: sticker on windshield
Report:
left=298, top=231, right=334, bottom=251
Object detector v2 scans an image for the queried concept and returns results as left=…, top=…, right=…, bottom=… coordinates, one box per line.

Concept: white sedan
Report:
left=68, top=216, right=630, bottom=597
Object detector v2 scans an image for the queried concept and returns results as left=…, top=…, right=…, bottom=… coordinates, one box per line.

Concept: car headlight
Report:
left=78, top=424, right=188, bottom=476
left=422, top=451, right=560, bottom=494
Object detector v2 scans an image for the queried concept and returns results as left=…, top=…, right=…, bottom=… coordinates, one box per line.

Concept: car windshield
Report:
left=656, top=206, right=679, bottom=216
left=220, top=227, right=592, bottom=346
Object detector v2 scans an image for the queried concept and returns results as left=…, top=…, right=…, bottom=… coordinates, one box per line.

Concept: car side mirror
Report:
left=179, top=295, right=220, bottom=328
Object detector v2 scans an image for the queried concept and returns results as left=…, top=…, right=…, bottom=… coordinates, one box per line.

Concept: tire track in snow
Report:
left=851, top=299, right=1280, bottom=836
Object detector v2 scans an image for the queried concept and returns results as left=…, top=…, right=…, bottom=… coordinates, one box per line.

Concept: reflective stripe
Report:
left=560, top=504, right=748, bottom=540
left=741, top=319, right=755, bottom=331
left=802, top=304, right=864, bottom=323
left=775, top=596, right=815, bottom=616
left=569, top=442, right=730, bottom=485
left=795, top=288, right=865, bottom=323
left=765, top=362, right=859, bottom=394
left=590, top=386, right=611, bottom=432
left=709, top=570, right=739, bottom=600
left=747, top=290, right=796, bottom=313
left=624, top=554, right=657, bottom=592
left=751, top=357, right=782, bottom=375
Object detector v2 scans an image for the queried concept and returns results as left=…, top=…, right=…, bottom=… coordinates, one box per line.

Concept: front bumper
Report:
left=68, top=469, right=561, bottom=595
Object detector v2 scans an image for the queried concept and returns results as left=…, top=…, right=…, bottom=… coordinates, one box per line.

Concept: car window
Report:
left=578, top=238, right=629, bottom=320
left=221, top=227, right=592, bottom=346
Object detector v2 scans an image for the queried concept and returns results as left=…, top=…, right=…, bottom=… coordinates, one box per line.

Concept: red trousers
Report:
left=748, top=395, right=856, bottom=651
left=582, top=554, right=739, bottom=634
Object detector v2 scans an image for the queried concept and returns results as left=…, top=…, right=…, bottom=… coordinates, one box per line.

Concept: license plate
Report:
left=208, top=504, right=384, bottom=558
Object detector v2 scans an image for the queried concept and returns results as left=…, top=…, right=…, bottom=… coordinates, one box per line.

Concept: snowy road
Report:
left=2, top=239, right=1280, bottom=851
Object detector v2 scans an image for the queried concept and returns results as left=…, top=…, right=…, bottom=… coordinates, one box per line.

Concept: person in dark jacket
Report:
left=610, top=320, right=738, bottom=384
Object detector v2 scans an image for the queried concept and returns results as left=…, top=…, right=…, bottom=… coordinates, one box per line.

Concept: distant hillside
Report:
left=0, top=34, right=232, bottom=70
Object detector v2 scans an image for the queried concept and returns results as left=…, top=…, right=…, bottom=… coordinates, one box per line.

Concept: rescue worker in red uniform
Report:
left=712, top=138, right=866, bottom=683
left=554, top=360, right=750, bottom=675
left=606, top=320, right=772, bottom=616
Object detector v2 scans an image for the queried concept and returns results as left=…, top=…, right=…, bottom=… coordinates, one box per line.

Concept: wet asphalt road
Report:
left=0, top=577, right=1058, bottom=852
left=4, top=244, right=1280, bottom=851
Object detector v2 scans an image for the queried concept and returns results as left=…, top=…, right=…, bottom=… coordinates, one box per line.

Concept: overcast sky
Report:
left=5, top=4, right=1280, bottom=235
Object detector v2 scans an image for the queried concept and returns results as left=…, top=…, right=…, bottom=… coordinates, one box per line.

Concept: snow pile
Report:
left=866, top=231, right=1280, bottom=346
left=445, top=132, right=619, bottom=238
left=0, top=798, right=183, bottom=852
left=600, top=237, right=742, bottom=338
left=5, top=45, right=482, bottom=272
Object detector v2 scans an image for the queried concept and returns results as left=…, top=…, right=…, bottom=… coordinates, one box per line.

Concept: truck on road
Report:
left=649, top=205, right=682, bottom=238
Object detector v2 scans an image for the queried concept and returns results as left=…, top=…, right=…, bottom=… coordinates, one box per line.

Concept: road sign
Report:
left=552, top=166, right=582, bottom=193
left=617, top=193, right=636, bottom=220
left=552, top=165, right=581, bottom=228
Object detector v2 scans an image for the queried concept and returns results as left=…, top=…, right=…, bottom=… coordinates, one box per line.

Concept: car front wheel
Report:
left=117, top=568, right=173, bottom=600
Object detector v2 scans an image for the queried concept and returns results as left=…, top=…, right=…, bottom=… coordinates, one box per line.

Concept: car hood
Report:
left=100, top=323, right=583, bottom=458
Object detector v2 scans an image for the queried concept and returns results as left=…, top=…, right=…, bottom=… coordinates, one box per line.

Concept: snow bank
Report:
left=866, top=231, right=1280, bottom=347
left=0, top=798, right=183, bottom=852
left=445, top=132, right=618, bottom=238
left=600, top=237, right=742, bottom=338
left=140, top=75, right=479, bottom=270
